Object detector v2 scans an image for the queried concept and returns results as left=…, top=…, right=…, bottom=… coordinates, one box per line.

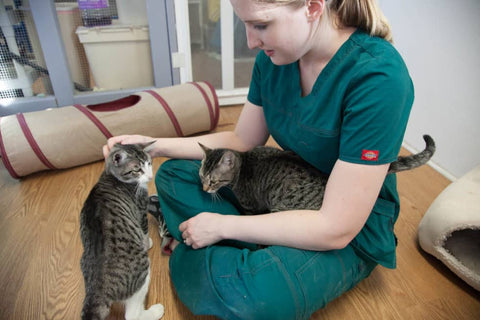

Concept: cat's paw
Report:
left=144, top=303, right=164, bottom=319
left=144, top=237, right=153, bottom=250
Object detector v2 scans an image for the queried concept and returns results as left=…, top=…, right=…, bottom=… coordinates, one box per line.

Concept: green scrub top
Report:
left=247, top=29, right=414, bottom=268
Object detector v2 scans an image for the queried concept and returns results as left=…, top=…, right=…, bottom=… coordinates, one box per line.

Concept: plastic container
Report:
left=76, top=25, right=153, bottom=90
left=116, top=0, right=148, bottom=25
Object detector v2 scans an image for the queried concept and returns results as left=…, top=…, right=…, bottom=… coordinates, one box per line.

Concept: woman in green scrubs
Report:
left=103, top=0, right=413, bottom=319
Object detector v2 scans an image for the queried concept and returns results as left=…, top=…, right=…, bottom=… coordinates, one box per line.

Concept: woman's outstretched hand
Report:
left=102, top=134, right=155, bottom=158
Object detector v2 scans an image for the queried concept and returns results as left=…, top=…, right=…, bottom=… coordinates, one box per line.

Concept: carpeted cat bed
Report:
left=0, top=82, right=219, bottom=178
left=418, top=164, right=480, bottom=291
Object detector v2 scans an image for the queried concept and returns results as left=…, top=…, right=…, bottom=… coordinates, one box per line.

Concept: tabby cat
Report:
left=80, top=143, right=164, bottom=320
left=199, top=135, right=435, bottom=214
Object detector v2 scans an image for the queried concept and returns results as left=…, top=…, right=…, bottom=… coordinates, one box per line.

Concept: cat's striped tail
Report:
left=388, top=135, right=436, bottom=174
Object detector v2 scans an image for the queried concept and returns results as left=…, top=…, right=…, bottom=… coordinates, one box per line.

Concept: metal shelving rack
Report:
left=0, top=0, right=177, bottom=116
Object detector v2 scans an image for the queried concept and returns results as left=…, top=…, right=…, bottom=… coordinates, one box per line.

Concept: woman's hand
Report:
left=179, top=212, right=226, bottom=249
left=102, top=134, right=155, bottom=158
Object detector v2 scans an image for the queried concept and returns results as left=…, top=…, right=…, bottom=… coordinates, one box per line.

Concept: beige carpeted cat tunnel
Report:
left=418, top=164, right=480, bottom=291
left=0, top=82, right=219, bottom=178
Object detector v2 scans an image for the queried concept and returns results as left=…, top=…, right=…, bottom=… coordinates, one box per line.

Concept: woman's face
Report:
left=231, top=0, right=313, bottom=65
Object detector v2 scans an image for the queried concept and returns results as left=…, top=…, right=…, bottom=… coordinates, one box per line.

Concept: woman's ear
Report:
left=305, top=0, right=325, bottom=21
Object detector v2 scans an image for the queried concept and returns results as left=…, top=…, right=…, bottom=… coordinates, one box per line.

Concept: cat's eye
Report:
left=210, top=180, right=221, bottom=186
left=254, top=24, right=267, bottom=30
left=127, top=165, right=143, bottom=175
left=210, top=179, right=229, bottom=186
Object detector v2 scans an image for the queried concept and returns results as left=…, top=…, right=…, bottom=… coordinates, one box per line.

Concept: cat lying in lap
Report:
left=80, top=143, right=164, bottom=320
left=199, top=135, right=435, bottom=214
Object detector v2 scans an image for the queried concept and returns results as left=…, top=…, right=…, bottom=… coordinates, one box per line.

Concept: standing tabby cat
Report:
left=199, top=135, right=435, bottom=214
left=80, top=143, right=164, bottom=320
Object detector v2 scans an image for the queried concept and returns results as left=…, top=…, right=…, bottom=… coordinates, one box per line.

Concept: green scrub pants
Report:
left=156, top=159, right=377, bottom=320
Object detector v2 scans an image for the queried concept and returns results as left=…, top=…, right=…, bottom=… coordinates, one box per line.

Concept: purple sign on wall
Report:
left=77, top=0, right=109, bottom=10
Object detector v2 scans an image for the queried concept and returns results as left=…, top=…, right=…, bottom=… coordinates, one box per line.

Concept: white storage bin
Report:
left=76, top=25, right=153, bottom=90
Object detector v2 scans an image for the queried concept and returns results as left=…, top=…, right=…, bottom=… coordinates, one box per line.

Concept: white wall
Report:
left=379, top=0, right=480, bottom=180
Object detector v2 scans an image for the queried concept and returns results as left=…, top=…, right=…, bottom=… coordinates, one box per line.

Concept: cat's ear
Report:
left=140, top=140, right=156, bottom=153
left=220, top=151, right=236, bottom=169
left=112, top=150, right=127, bottom=167
left=198, top=143, right=211, bottom=156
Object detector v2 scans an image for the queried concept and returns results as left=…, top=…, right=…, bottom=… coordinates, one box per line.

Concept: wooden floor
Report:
left=1, top=105, right=479, bottom=320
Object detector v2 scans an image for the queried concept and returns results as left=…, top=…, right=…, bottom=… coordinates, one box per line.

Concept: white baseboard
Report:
left=217, top=88, right=248, bottom=106
left=402, top=141, right=456, bottom=182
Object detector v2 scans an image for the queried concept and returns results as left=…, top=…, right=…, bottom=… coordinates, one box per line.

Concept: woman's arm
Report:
left=102, top=101, right=270, bottom=159
left=180, top=160, right=389, bottom=250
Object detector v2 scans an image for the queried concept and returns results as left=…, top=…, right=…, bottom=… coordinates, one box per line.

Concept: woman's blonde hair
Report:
left=254, top=0, right=393, bottom=42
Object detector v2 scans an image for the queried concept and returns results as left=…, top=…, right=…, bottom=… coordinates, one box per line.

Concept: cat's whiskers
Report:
left=209, top=191, right=224, bottom=204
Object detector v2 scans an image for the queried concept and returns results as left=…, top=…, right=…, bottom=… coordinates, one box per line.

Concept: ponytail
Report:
left=327, top=0, right=393, bottom=42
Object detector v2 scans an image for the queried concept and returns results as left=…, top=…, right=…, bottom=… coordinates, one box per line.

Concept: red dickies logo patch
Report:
left=361, top=150, right=379, bottom=161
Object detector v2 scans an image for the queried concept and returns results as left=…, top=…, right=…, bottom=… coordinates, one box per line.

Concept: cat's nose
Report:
left=202, top=184, right=216, bottom=193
